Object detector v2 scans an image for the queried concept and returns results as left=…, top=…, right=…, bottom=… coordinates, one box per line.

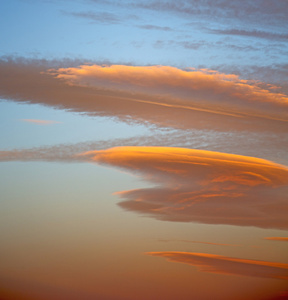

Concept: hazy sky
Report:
left=0, top=1, right=288, bottom=299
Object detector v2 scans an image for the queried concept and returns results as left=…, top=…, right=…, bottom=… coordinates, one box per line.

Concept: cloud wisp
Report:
left=81, top=146, right=288, bottom=229
left=264, top=237, right=288, bottom=242
left=20, top=119, right=61, bottom=125
left=158, top=239, right=240, bottom=247
left=0, top=58, right=287, bottom=133
left=136, top=0, right=288, bottom=27
left=146, top=252, right=288, bottom=280
left=64, top=11, right=122, bottom=24
left=209, top=28, right=288, bottom=41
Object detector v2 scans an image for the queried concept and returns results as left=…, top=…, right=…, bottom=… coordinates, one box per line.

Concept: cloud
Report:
left=137, top=24, right=173, bottom=31
left=80, top=146, right=288, bottom=229
left=146, top=251, right=288, bottom=280
left=20, top=119, right=61, bottom=125
left=0, top=58, right=287, bottom=133
left=209, top=28, right=288, bottom=41
left=264, top=237, right=288, bottom=242
left=158, top=239, right=240, bottom=247
left=64, top=11, right=122, bottom=24
left=0, top=128, right=287, bottom=166
left=135, top=0, right=288, bottom=27
left=50, top=63, right=288, bottom=123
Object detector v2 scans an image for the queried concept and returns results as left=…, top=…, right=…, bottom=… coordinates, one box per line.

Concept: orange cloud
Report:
left=158, top=239, right=240, bottom=247
left=0, top=59, right=287, bottom=133
left=81, top=146, right=288, bottom=229
left=264, top=237, right=288, bottom=242
left=146, top=251, right=288, bottom=280
left=50, top=64, right=288, bottom=122
left=20, top=119, right=61, bottom=125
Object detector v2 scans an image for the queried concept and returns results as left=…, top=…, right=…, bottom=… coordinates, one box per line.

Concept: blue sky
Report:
left=0, top=1, right=288, bottom=300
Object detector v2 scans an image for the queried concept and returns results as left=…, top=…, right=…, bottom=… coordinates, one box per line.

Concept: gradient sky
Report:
left=0, top=1, right=288, bottom=300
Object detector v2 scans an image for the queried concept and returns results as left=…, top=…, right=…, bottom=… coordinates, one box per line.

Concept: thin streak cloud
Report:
left=264, top=237, right=288, bottom=242
left=209, top=28, right=288, bottom=41
left=137, top=24, right=173, bottom=31
left=20, top=119, right=61, bottom=125
left=64, top=11, right=122, bottom=24
left=158, top=239, right=240, bottom=247
left=146, top=252, right=288, bottom=280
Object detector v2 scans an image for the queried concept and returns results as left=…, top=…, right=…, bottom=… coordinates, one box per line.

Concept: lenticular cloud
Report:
left=81, top=146, right=288, bottom=229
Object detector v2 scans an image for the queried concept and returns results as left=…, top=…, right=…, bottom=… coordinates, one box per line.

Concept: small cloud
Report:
left=64, top=11, right=121, bottom=24
left=137, top=24, right=173, bottom=31
left=158, top=239, right=240, bottom=247
left=146, top=251, right=288, bottom=280
left=20, top=119, right=61, bottom=125
left=264, top=237, right=288, bottom=242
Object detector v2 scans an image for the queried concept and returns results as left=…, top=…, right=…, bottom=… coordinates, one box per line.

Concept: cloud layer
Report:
left=146, top=252, right=288, bottom=280
left=81, top=146, right=288, bottom=229
left=0, top=59, right=287, bottom=133
left=51, top=64, right=288, bottom=121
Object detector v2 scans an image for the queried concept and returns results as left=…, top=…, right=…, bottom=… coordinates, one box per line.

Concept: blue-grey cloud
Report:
left=209, top=28, right=288, bottom=41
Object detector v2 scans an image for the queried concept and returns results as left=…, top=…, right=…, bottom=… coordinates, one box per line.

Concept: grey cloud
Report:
left=64, top=11, right=121, bottom=24
left=209, top=28, right=288, bottom=41
left=137, top=24, right=173, bottom=31
left=135, top=0, right=288, bottom=27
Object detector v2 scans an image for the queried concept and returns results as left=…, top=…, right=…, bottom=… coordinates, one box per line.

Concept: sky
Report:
left=0, top=0, right=288, bottom=299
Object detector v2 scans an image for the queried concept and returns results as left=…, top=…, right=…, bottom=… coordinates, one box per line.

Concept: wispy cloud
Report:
left=20, top=119, right=61, bottom=125
left=137, top=24, right=173, bottom=31
left=158, top=239, right=240, bottom=247
left=64, top=11, right=121, bottom=24
left=81, top=146, right=288, bottom=229
left=209, top=28, right=288, bottom=41
left=264, top=237, right=288, bottom=242
left=0, top=129, right=287, bottom=165
left=146, top=251, right=288, bottom=280
left=135, top=0, right=288, bottom=27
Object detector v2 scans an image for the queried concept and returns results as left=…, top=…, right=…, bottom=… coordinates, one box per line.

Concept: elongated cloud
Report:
left=20, top=119, right=61, bottom=125
left=264, top=237, right=288, bottom=242
left=209, top=28, right=288, bottom=41
left=158, top=239, right=240, bottom=247
left=146, top=252, right=288, bottom=280
left=81, top=146, right=288, bottom=229
left=50, top=64, right=288, bottom=120
left=0, top=59, right=287, bottom=133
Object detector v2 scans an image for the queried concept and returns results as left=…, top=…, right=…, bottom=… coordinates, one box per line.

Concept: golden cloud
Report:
left=81, top=146, right=288, bottom=229
left=0, top=59, right=287, bottom=133
left=50, top=64, right=288, bottom=122
left=146, top=251, right=288, bottom=280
